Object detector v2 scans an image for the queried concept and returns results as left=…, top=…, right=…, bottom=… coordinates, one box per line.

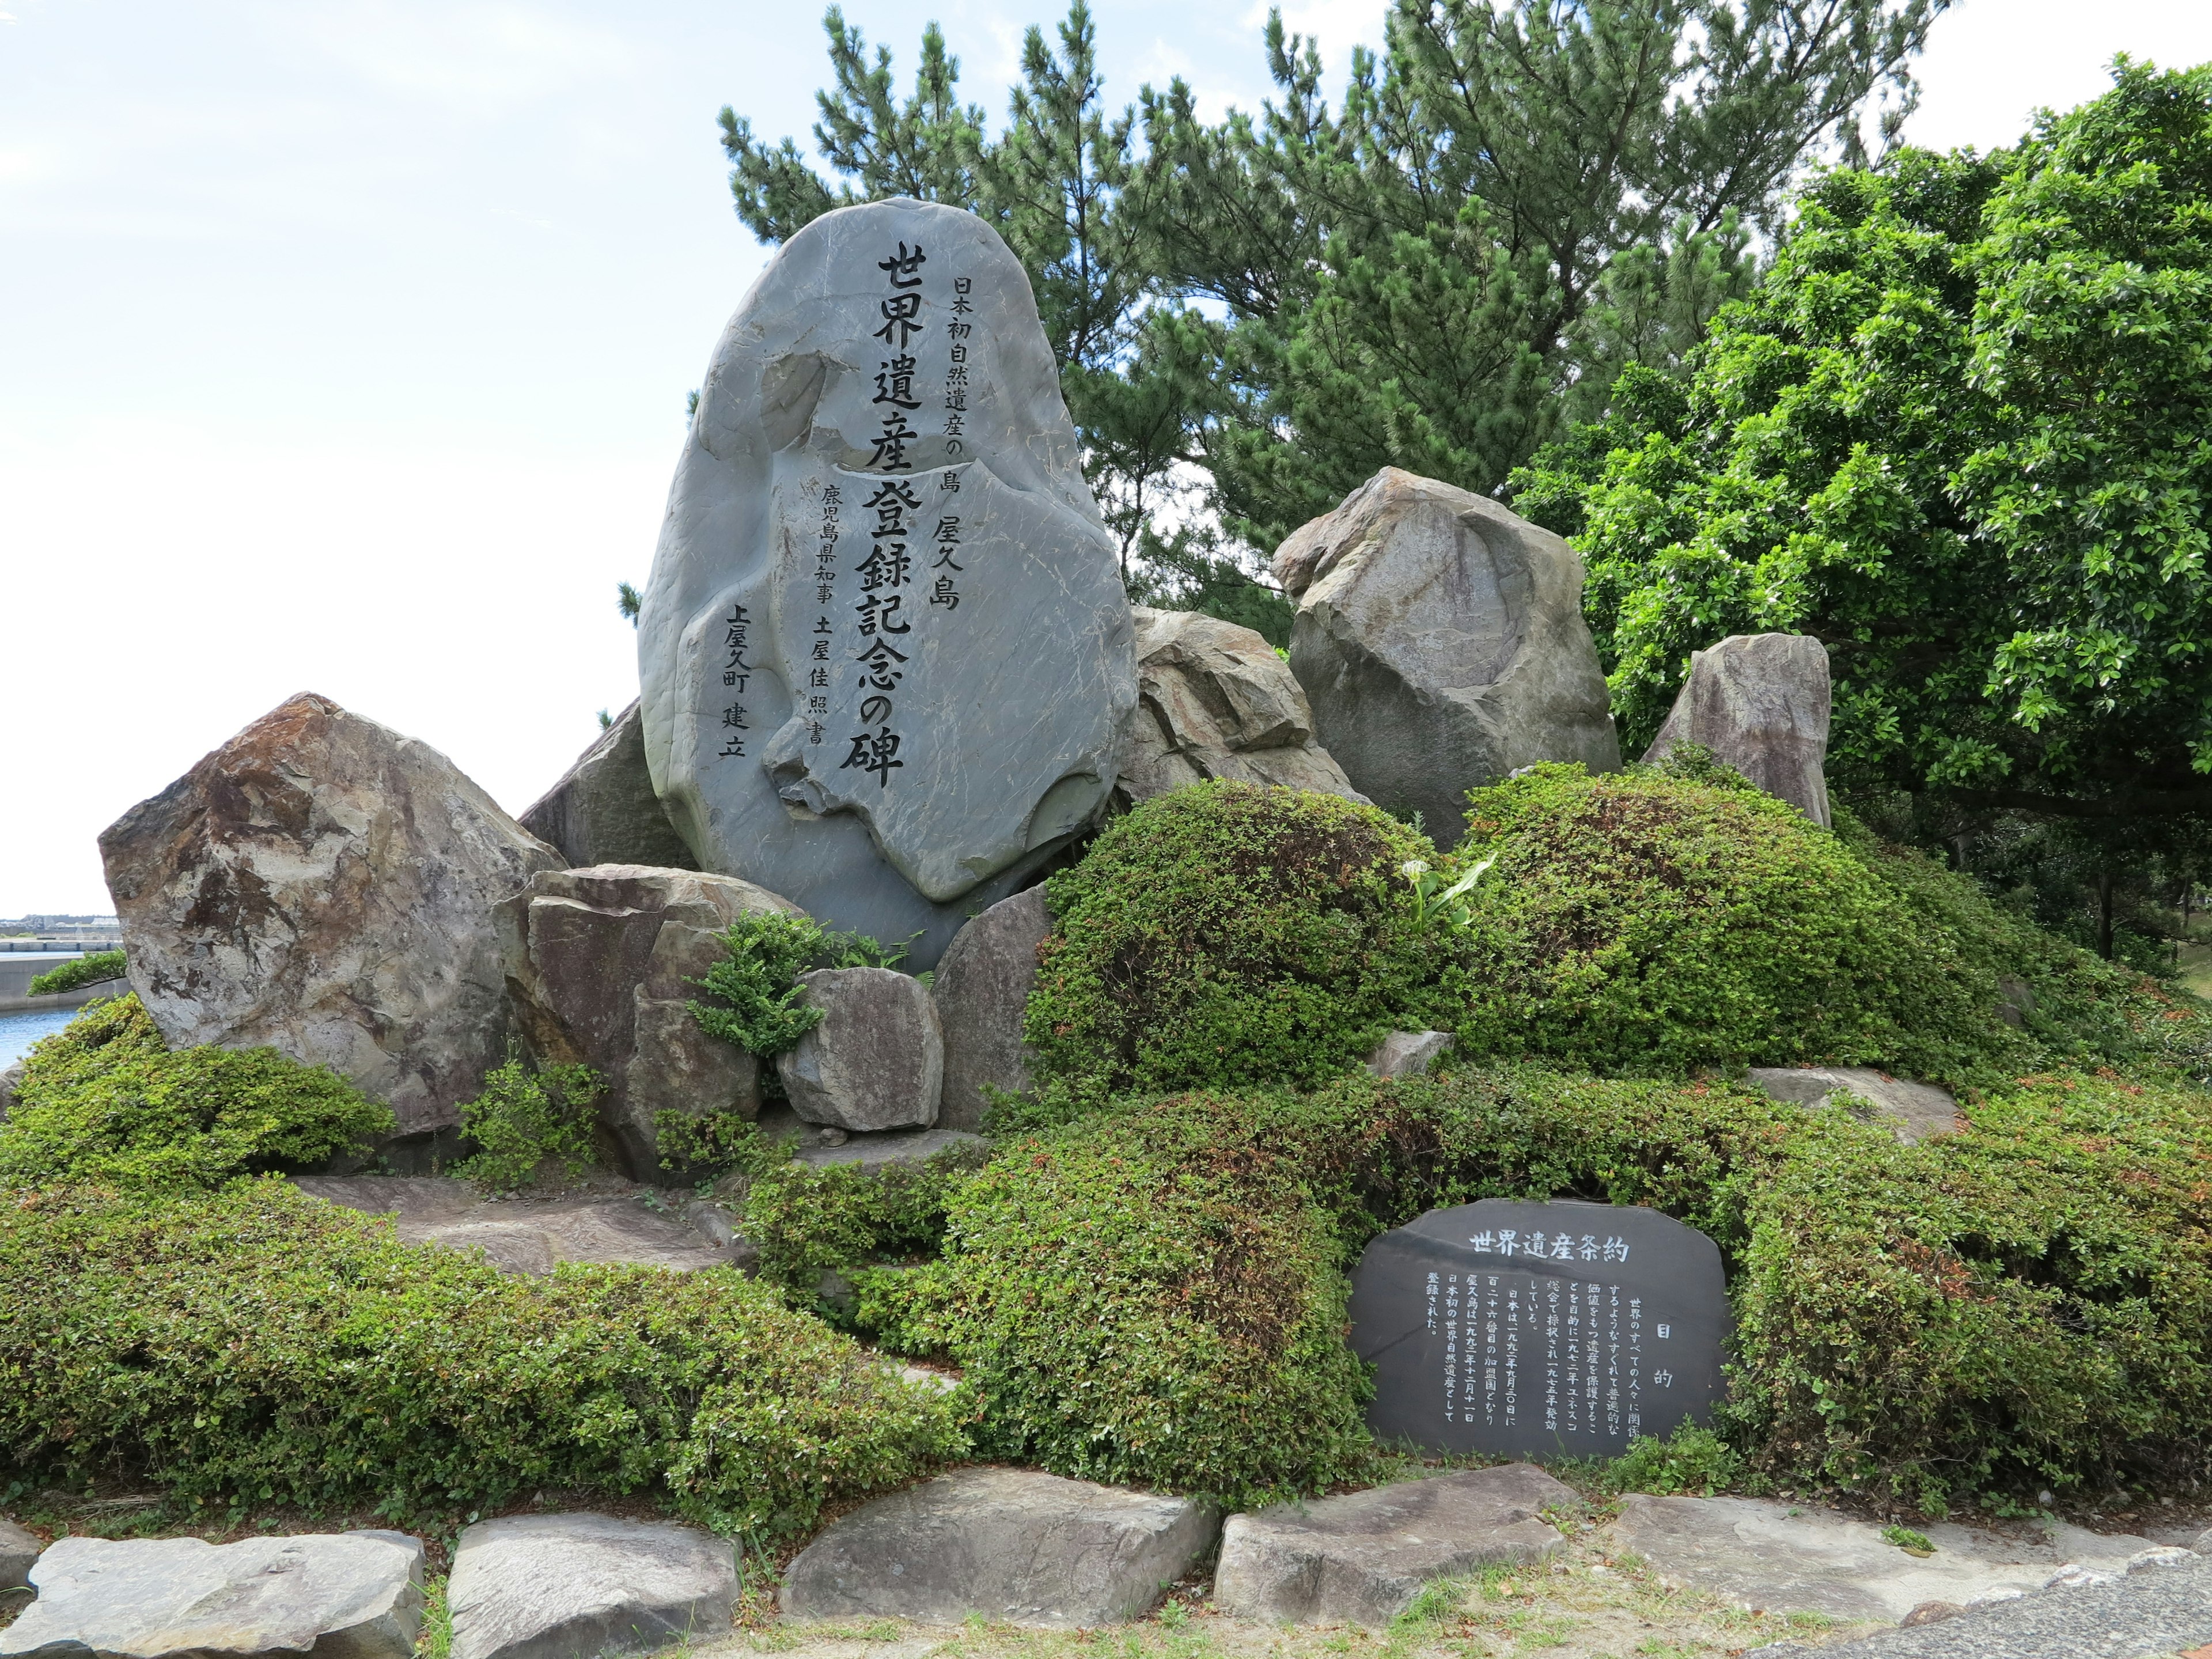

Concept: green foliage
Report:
left=0, top=996, right=393, bottom=1191
left=0, top=1180, right=964, bottom=1534
left=1604, top=1423, right=1746, bottom=1497
left=652, top=1108, right=789, bottom=1183
left=454, top=1058, right=605, bottom=1192
left=26, top=950, right=126, bottom=997
left=742, top=1146, right=987, bottom=1314
left=689, top=911, right=913, bottom=1062
left=1518, top=62, right=2212, bottom=829
left=1883, top=1524, right=1935, bottom=1554
left=719, top=0, right=1941, bottom=588
left=1025, top=782, right=1463, bottom=1094
left=1448, top=761, right=2027, bottom=1081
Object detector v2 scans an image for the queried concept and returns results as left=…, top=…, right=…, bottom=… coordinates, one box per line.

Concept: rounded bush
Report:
left=1449, top=761, right=2025, bottom=1080
left=1026, top=781, right=1456, bottom=1094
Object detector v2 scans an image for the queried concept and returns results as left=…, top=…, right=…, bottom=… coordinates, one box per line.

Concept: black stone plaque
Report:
left=1348, top=1199, right=1729, bottom=1460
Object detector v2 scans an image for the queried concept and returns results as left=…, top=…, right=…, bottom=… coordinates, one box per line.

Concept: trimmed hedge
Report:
left=1025, top=781, right=1461, bottom=1097
left=26, top=949, right=126, bottom=997
left=0, top=995, right=392, bottom=1190
left=0, top=1179, right=964, bottom=1535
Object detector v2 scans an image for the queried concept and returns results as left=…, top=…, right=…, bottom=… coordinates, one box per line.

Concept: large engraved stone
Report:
left=1642, top=632, right=1833, bottom=827
left=1348, top=1199, right=1729, bottom=1460
left=1117, top=607, right=1365, bottom=806
left=99, top=694, right=562, bottom=1137
left=495, top=865, right=804, bottom=1180
left=1274, top=468, right=1620, bottom=841
left=639, top=198, right=1136, bottom=969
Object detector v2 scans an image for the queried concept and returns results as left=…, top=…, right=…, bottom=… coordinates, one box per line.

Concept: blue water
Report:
left=1, top=1005, right=84, bottom=1068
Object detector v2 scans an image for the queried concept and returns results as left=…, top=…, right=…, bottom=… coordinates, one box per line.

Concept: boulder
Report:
left=1642, top=633, right=1832, bottom=827
left=777, top=967, right=942, bottom=1132
left=293, top=1176, right=740, bottom=1274
left=1365, top=1031, right=1453, bottom=1078
left=0, top=1517, right=37, bottom=1590
left=0, top=1062, right=20, bottom=1123
left=1273, top=468, right=1619, bottom=839
left=1610, top=1495, right=2153, bottom=1623
left=1213, top=1465, right=1573, bottom=1625
left=637, top=196, right=1137, bottom=971
left=1745, top=1067, right=1962, bottom=1145
left=781, top=1467, right=1215, bottom=1626
left=448, top=1513, right=734, bottom=1659
left=518, top=701, right=698, bottom=871
left=98, top=694, right=562, bottom=1137
left=1117, top=607, right=1365, bottom=806
left=931, top=885, right=1048, bottom=1131
left=495, top=863, right=804, bottom=1179
left=0, top=1530, right=423, bottom=1659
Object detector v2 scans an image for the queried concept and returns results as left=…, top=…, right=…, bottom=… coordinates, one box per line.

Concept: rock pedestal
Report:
left=448, top=1513, right=734, bottom=1659
left=519, top=702, right=698, bottom=871
left=931, top=885, right=1049, bottom=1131
left=1117, top=607, right=1364, bottom=805
left=638, top=196, right=1137, bottom=970
left=496, top=864, right=803, bottom=1179
left=781, top=1467, right=1216, bottom=1626
left=1642, top=633, right=1832, bottom=826
left=0, top=1531, right=424, bottom=1659
left=1274, top=468, right=1619, bottom=840
left=99, top=694, right=562, bottom=1137
left=777, top=967, right=943, bottom=1132
left=1213, top=1465, right=1574, bottom=1624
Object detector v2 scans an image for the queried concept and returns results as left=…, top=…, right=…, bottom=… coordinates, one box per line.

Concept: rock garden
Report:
left=12, top=96, right=2212, bottom=1659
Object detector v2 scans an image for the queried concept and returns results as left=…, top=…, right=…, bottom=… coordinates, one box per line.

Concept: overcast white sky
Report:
left=6, top=0, right=2210, bottom=915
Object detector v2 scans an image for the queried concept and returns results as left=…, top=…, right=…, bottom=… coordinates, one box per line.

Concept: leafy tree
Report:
left=1518, top=60, right=2212, bottom=838
left=718, top=0, right=1942, bottom=612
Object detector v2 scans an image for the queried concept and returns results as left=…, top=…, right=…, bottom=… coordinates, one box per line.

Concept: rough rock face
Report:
left=448, top=1513, right=734, bottom=1659
left=1118, top=607, right=1364, bottom=806
left=781, top=1467, right=1217, bottom=1626
left=293, top=1176, right=744, bottom=1274
left=1213, top=1465, right=1574, bottom=1625
left=0, top=1531, right=424, bottom=1659
left=1274, top=468, right=1620, bottom=840
left=99, top=694, right=563, bottom=1136
left=496, top=864, right=802, bottom=1179
left=1744, top=1066, right=1961, bottom=1145
left=518, top=701, right=698, bottom=870
left=1642, top=632, right=1832, bottom=826
left=0, top=1517, right=37, bottom=1590
left=777, top=967, right=943, bottom=1132
left=931, top=885, right=1048, bottom=1131
left=1365, top=1031, right=1453, bottom=1078
left=638, top=196, right=1137, bottom=971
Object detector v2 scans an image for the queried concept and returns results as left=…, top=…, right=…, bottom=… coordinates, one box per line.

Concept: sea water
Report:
left=0, top=1005, right=83, bottom=1068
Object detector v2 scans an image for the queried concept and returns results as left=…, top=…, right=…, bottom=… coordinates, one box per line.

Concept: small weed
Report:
left=1882, top=1524, right=1935, bottom=1556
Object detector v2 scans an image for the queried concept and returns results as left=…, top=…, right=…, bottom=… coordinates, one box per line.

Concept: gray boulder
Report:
left=0, top=1517, right=37, bottom=1590
left=448, top=1513, right=734, bottom=1659
left=496, top=863, right=804, bottom=1179
left=1745, top=1067, right=1961, bottom=1145
left=637, top=196, right=1136, bottom=971
left=1213, top=1465, right=1573, bottom=1625
left=1365, top=1031, right=1453, bottom=1079
left=293, top=1176, right=740, bottom=1274
left=931, top=885, right=1048, bottom=1131
left=0, top=1062, right=21, bottom=1124
left=782, top=1467, right=1215, bottom=1626
left=99, top=693, right=563, bottom=1137
left=778, top=967, right=943, bottom=1132
left=1118, top=607, right=1365, bottom=806
left=1274, top=468, right=1619, bottom=840
left=1642, top=633, right=1832, bottom=827
left=0, top=1530, right=423, bottom=1659
left=519, top=702, right=698, bottom=871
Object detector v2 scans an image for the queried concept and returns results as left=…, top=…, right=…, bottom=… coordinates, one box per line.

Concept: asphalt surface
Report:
left=1750, top=1552, right=2212, bottom=1657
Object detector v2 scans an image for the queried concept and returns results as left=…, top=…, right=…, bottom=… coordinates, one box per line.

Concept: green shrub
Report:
left=454, top=1057, right=605, bottom=1192
left=689, top=914, right=916, bottom=1062
left=1448, top=760, right=2034, bottom=1082
left=0, top=1179, right=964, bottom=1534
left=0, top=996, right=392, bottom=1191
left=1603, top=1423, right=1745, bottom=1497
left=741, top=1146, right=987, bottom=1312
left=1025, top=781, right=1462, bottom=1094
left=26, top=949, right=126, bottom=997
left=650, top=1107, right=790, bottom=1182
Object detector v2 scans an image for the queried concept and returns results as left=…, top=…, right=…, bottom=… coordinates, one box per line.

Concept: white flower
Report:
left=1400, top=859, right=1430, bottom=879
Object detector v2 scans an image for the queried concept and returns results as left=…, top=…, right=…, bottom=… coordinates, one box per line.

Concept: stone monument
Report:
left=1349, top=1199, right=1728, bottom=1460
left=638, top=198, right=1137, bottom=968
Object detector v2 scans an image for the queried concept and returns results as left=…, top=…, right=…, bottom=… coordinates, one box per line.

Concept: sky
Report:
left=5, top=0, right=2211, bottom=916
